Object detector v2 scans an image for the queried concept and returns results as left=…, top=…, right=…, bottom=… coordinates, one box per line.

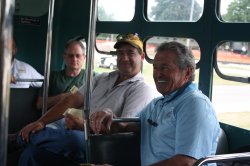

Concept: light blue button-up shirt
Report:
left=139, top=83, right=220, bottom=166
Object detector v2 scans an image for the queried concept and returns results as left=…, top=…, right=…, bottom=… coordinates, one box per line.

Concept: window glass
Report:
left=216, top=41, right=250, bottom=77
left=220, top=0, right=250, bottom=23
left=147, top=0, right=204, bottom=21
left=96, top=33, right=117, bottom=52
left=145, top=37, right=200, bottom=62
left=141, top=59, right=161, bottom=97
left=214, top=41, right=250, bottom=130
left=98, top=0, right=135, bottom=21
left=213, top=74, right=250, bottom=130
left=95, top=33, right=118, bottom=71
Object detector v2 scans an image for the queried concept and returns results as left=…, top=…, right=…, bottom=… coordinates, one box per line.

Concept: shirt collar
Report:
left=162, top=82, right=194, bottom=103
left=109, top=70, right=144, bottom=86
left=163, top=90, right=178, bottom=103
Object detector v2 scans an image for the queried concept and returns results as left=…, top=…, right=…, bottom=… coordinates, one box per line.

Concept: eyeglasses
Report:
left=116, top=33, right=141, bottom=41
left=65, top=53, right=83, bottom=58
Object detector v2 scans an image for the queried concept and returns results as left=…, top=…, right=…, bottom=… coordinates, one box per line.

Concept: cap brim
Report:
left=114, top=40, right=140, bottom=51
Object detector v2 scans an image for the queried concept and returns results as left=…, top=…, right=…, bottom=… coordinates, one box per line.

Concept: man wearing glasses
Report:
left=11, top=33, right=155, bottom=165
left=35, top=37, right=87, bottom=129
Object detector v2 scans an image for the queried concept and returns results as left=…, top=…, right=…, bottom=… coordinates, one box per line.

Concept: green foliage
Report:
left=149, top=0, right=202, bottom=21
left=222, top=0, right=250, bottom=22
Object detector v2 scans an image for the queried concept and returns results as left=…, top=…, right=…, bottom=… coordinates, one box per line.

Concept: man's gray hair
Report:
left=65, top=36, right=86, bottom=55
left=156, top=41, right=196, bottom=81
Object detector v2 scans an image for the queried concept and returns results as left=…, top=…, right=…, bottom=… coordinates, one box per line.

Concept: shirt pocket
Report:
left=159, top=107, right=175, bottom=128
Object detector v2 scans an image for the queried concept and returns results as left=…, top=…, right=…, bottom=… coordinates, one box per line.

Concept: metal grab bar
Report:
left=84, top=0, right=98, bottom=163
left=112, top=117, right=140, bottom=123
left=15, top=78, right=44, bottom=82
left=0, top=0, right=15, bottom=165
left=42, top=0, right=55, bottom=115
left=193, top=152, right=250, bottom=166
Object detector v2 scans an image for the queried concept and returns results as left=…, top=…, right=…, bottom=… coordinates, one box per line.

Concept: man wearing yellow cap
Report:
left=12, top=33, right=155, bottom=165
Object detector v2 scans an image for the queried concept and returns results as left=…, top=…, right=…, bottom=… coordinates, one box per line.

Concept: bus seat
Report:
left=216, top=128, right=229, bottom=154
left=89, top=132, right=140, bottom=166
left=8, top=88, right=41, bottom=133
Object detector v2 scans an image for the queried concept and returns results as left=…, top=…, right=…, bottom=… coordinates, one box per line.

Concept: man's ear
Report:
left=12, top=47, right=17, bottom=56
left=185, top=67, right=193, bottom=80
left=141, top=52, right=145, bottom=61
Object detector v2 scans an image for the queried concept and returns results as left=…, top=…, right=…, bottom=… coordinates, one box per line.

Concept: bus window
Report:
left=145, top=37, right=200, bottom=61
left=98, top=0, right=135, bottom=21
left=147, top=0, right=204, bottom=21
left=95, top=33, right=117, bottom=71
left=213, top=77, right=250, bottom=130
left=216, top=41, right=250, bottom=78
left=96, top=33, right=117, bottom=52
left=220, top=0, right=250, bottom=23
left=213, top=41, right=250, bottom=130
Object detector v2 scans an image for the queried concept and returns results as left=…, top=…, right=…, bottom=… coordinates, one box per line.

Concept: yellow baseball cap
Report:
left=114, top=33, right=143, bottom=52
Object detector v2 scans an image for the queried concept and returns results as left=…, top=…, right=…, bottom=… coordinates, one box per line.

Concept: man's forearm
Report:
left=38, top=93, right=83, bottom=125
left=36, top=93, right=70, bottom=110
left=38, top=100, right=68, bottom=125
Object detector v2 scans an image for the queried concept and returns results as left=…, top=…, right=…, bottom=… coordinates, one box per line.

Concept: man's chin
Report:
left=119, top=68, right=132, bottom=73
left=156, top=85, right=168, bottom=91
left=157, top=89, right=168, bottom=96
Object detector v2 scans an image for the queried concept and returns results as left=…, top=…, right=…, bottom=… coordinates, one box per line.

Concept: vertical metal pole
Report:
left=0, top=0, right=15, bottom=165
left=84, top=0, right=98, bottom=163
left=42, top=0, right=55, bottom=115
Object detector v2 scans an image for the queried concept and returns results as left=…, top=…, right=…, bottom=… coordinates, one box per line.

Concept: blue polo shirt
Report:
left=139, top=83, right=220, bottom=166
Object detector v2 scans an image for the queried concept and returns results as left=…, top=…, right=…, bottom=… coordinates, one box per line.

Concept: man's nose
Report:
left=154, top=70, right=164, bottom=78
left=121, top=54, right=130, bottom=61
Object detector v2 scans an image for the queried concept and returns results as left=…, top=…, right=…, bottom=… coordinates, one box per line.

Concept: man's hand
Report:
left=89, top=108, right=114, bottom=134
left=65, top=113, right=84, bottom=130
left=19, top=121, right=45, bottom=142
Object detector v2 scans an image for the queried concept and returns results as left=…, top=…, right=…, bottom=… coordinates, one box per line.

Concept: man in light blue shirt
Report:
left=90, top=41, right=220, bottom=166
left=139, top=83, right=219, bottom=166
